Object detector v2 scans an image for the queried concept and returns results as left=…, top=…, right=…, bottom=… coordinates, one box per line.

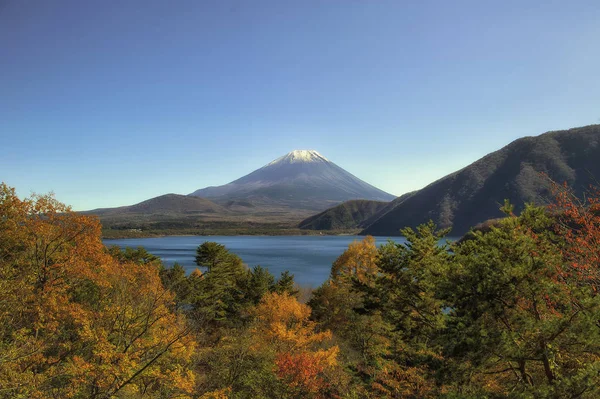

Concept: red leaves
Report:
left=252, top=292, right=340, bottom=396
left=275, top=352, right=329, bottom=395
left=551, top=182, right=600, bottom=291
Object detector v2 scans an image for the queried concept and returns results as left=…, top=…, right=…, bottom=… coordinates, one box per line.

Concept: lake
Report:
left=103, top=235, right=405, bottom=286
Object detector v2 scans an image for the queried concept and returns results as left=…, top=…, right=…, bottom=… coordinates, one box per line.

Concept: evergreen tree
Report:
left=273, top=270, right=299, bottom=297
left=191, top=244, right=249, bottom=330
left=195, top=241, right=235, bottom=271
left=246, top=265, right=276, bottom=304
left=444, top=204, right=600, bottom=397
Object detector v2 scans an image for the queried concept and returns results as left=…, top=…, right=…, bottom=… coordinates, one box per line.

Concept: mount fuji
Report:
left=86, top=150, right=395, bottom=234
left=189, top=150, right=395, bottom=211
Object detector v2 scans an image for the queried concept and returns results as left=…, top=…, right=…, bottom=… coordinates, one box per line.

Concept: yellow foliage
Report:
left=190, top=268, right=204, bottom=278
left=331, top=235, right=379, bottom=284
left=251, top=292, right=341, bottom=397
left=252, top=292, right=332, bottom=352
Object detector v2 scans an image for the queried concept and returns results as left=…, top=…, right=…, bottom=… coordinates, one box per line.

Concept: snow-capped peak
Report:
left=267, top=150, right=329, bottom=166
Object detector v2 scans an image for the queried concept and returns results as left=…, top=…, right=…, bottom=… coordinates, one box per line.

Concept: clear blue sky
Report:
left=2, top=0, right=599, bottom=210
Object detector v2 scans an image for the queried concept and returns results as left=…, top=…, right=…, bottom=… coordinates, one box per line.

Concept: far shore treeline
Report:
left=1, top=181, right=600, bottom=398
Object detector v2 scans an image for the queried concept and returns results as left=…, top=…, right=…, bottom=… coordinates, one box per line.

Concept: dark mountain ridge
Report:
left=362, top=125, right=600, bottom=236
left=298, top=199, right=389, bottom=230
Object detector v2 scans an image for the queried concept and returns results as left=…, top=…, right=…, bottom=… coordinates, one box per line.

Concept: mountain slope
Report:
left=88, top=194, right=227, bottom=216
left=362, top=125, right=600, bottom=236
left=190, top=150, right=395, bottom=211
left=298, top=200, right=389, bottom=230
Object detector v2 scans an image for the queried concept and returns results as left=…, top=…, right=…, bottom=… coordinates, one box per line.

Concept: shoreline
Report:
left=101, top=228, right=366, bottom=240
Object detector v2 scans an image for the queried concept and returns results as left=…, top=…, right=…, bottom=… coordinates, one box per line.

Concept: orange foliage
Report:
left=252, top=292, right=339, bottom=397
left=0, top=184, right=195, bottom=398
left=275, top=350, right=338, bottom=396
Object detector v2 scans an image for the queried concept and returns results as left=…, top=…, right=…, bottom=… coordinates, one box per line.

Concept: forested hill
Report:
left=86, top=193, right=228, bottom=216
left=298, top=199, right=389, bottom=230
left=363, top=124, right=600, bottom=236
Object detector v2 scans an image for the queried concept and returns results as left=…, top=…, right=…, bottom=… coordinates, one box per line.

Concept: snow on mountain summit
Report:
left=268, top=150, right=329, bottom=166
left=189, top=149, right=395, bottom=210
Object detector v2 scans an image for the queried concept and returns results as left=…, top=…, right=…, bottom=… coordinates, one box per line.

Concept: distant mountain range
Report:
left=362, top=124, right=600, bottom=236
left=189, top=150, right=395, bottom=210
left=87, top=150, right=395, bottom=234
left=87, top=125, right=600, bottom=237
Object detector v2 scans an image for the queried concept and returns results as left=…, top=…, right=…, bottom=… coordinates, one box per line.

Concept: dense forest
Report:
left=1, top=181, right=600, bottom=398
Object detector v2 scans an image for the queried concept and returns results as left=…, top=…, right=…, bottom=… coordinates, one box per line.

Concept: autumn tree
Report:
left=309, top=236, right=391, bottom=397
left=195, top=291, right=345, bottom=398
left=0, top=184, right=195, bottom=398
left=551, top=182, right=600, bottom=291
left=330, top=235, right=379, bottom=285
left=310, top=236, right=379, bottom=331
left=252, top=292, right=342, bottom=398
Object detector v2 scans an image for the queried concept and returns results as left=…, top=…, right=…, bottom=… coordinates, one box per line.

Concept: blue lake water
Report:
left=103, top=235, right=405, bottom=287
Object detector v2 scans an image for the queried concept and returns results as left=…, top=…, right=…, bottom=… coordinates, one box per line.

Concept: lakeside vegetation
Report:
left=95, top=205, right=361, bottom=239
left=2, top=181, right=600, bottom=398
left=101, top=226, right=361, bottom=239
